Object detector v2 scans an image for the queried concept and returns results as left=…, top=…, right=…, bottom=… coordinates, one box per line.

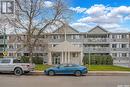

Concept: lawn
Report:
left=35, top=64, right=130, bottom=71
left=87, top=65, right=130, bottom=71
left=35, top=64, right=52, bottom=71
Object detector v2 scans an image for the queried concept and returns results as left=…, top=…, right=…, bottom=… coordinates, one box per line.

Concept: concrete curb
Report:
left=28, top=71, right=130, bottom=76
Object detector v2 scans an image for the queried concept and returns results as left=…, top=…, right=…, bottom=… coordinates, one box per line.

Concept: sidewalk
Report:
left=29, top=71, right=130, bottom=76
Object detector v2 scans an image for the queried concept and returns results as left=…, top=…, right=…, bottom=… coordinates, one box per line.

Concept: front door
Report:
left=52, top=57, right=60, bottom=65
left=52, top=53, right=61, bottom=65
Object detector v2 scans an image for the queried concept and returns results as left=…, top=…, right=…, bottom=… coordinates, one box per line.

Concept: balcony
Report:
left=83, top=38, right=110, bottom=44
left=110, top=38, right=129, bottom=42
left=0, top=39, right=7, bottom=44
left=111, top=48, right=129, bottom=51
left=83, top=47, right=110, bottom=53
left=0, top=47, right=8, bottom=51
left=0, top=48, right=3, bottom=51
left=49, top=38, right=65, bottom=43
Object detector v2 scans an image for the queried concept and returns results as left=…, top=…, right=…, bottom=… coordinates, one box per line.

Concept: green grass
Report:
left=35, top=64, right=130, bottom=71
left=87, top=65, right=130, bottom=71
left=35, top=64, right=52, bottom=71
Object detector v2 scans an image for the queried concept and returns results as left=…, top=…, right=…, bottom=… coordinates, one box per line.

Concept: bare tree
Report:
left=7, top=0, right=71, bottom=63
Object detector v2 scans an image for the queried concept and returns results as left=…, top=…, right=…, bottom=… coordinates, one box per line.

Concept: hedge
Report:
left=82, top=54, right=113, bottom=65
left=20, top=56, right=43, bottom=64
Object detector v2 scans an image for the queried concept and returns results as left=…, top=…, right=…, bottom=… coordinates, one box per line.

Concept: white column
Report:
left=68, top=52, right=70, bottom=63
left=48, top=52, right=52, bottom=65
left=65, top=52, right=67, bottom=63
left=61, top=51, right=64, bottom=64
left=80, top=51, right=83, bottom=65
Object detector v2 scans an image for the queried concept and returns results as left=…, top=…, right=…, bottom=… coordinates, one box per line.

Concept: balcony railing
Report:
left=111, top=48, right=129, bottom=51
left=0, top=39, right=7, bottom=44
left=83, top=47, right=110, bottom=53
left=110, top=38, right=129, bottom=42
left=83, top=38, right=109, bottom=43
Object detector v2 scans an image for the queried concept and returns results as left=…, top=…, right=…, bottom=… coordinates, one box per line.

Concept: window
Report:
left=122, top=53, right=127, bottom=57
left=112, top=53, right=117, bottom=57
left=0, top=36, right=3, bottom=39
left=121, top=34, right=127, bottom=39
left=9, top=53, right=13, bottom=56
left=72, top=53, right=78, bottom=57
left=17, top=53, right=21, bottom=56
left=1, top=59, right=10, bottom=63
left=112, top=35, right=117, bottom=39
left=71, top=35, right=80, bottom=39
left=17, top=44, right=21, bottom=49
left=1, top=1, right=14, bottom=14
left=121, top=44, right=126, bottom=48
left=9, top=44, right=13, bottom=49
left=13, top=59, right=21, bottom=63
left=84, top=35, right=87, bottom=38
left=52, top=35, right=61, bottom=39
left=24, top=53, right=29, bottom=56
left=112, top=44, right=117, bottom=48
left=52, top=44, right=58, bottom=47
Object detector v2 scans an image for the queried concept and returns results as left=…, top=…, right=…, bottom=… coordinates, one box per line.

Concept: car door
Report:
left=55, top=65, right=68, bottom=74
left=63, top=64, right=75, bottom=74
left=0, top=59, right=13, bottom=71
left=57, top=64, right=74, bottom=74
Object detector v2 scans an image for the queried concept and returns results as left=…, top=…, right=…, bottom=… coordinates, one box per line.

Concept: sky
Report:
left=1, top=0, right=130, bottom=33
left=68, top=0, right=130, bottom=32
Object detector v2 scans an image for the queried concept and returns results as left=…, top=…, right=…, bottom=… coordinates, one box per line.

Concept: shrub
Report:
left=32, top=56, right=43, bottom=64
left=83, top=54, right=113, bottom=65
left=20, top=56, right=43, bottom=64
left=20, top=56, right=30, bottom=63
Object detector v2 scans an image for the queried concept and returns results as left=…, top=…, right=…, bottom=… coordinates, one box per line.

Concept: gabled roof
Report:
left=53, top=24, right=79, bottom=34
left=88, top=26, right=108, bottom=34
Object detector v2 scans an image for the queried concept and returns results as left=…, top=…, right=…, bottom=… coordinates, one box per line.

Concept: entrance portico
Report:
left=48, top=41, right=83, bottom=65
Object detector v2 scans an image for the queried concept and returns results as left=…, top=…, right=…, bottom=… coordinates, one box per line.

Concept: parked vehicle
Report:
left=44, top=64, right=88, bottom=76
left=0, top=58, right=35, bottom=76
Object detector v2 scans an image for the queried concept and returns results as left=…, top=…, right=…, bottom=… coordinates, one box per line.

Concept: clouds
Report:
left=70, top=23, right=92, bottom=32
left=70, top=4, right=130, bottom=32
left=44, top=1, right=53, bottom=8
left=110, top=6, right=130, bottom=17
left=85, top=4, right=106, bottom=17
left=70, top=7, right=87, bottom=13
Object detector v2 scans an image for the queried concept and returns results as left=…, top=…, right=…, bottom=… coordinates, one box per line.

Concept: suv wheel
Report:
left=75, top=71, right=81, bottom=76
left=48, top=70, right=55, bottom=76
left=14, top=68, right=23, bottom=76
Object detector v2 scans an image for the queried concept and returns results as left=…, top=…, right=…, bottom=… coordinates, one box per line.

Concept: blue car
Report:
left=44, top=64, right=88, bottom=76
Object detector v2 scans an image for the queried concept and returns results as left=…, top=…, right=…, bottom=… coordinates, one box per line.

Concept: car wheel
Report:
left=75, top=71, right=81, bottom=76
left=48, top=70, right=55, bottom=76
left=14, top=68, right=23, bottom=76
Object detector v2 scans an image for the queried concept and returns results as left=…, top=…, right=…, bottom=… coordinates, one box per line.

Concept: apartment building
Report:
left=0, top=25, right=130, bottom=67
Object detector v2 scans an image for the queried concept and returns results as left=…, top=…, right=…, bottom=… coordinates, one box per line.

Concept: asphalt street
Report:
left=0, top=74, right=130, bottom=87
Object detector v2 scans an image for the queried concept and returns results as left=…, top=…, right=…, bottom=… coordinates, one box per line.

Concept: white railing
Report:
left=84, top=47, right=110, bottom=53
left=84, top=38, right=109, bottom=42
